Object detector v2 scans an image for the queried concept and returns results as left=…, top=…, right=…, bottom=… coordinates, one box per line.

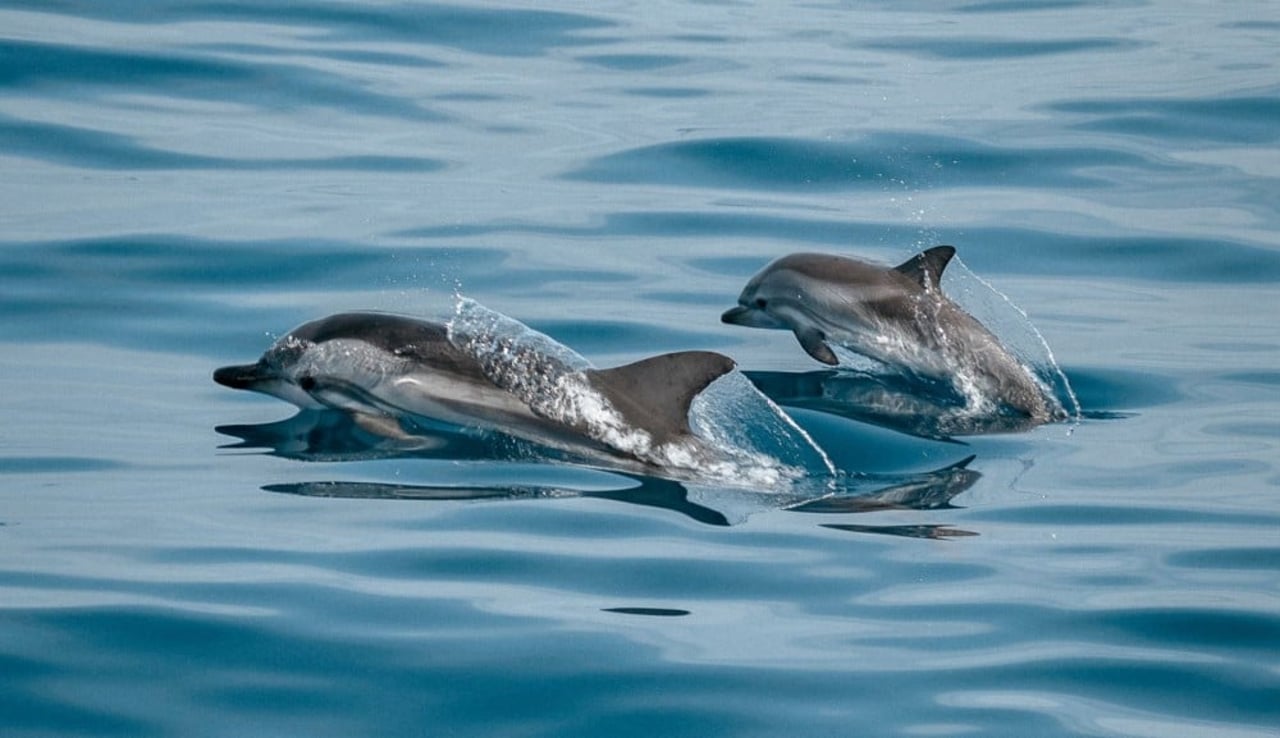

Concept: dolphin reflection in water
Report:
left=217, top=408, right=981, bottom=535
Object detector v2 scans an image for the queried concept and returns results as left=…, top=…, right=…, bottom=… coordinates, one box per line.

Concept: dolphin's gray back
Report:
left=770, top=253, right=926, bottom=321
left=291, top=312, right=487, bottom=381
left=769, top=246, right=955, bottom=301
left=768, top=252, right=906, bottom=289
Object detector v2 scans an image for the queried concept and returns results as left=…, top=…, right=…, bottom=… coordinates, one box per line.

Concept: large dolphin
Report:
left=721, top=246, right=1060, bottom=421
left=214, top=312, right=737, bottom=470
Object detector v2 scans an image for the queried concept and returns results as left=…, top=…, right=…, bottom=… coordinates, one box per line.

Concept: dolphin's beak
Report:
left=721, top=305, right=787, bottom=330
left=213, top=362, right=271, bottom=390
left=720, top=306, right=751, bottom=325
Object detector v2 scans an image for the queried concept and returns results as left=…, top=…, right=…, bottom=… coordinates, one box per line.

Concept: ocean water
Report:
left=3, top=1, right=1279, bottom=736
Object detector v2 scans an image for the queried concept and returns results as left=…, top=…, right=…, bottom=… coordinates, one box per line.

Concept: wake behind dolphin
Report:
left=722, top=246, right=1068, bottom=424
left=214, top=298, right=832, bottom=487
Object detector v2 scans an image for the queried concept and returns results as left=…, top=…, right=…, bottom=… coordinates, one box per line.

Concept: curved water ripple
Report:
left=0, top=38, right=447, bottom=121
left=1048, top=95, right=1280, bottom=144
left=564, top=133, right=1152, bottom=191
left=862, top=35, right=1148, bottom=60
left=0, top=113, right=447, bottom=172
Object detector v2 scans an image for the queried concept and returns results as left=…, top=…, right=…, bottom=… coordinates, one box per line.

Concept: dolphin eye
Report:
left=298, top=375, right=317, bottom=391
left=755, top=298, right=768, bottom=308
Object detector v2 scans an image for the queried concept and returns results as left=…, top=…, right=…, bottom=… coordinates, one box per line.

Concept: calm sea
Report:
left=3, top=1, right=1278, bottom=736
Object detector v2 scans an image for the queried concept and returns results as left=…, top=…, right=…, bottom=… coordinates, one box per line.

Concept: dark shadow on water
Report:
left=0, top=112, right=448, bottom=171
left=820, top=524, right=980, bottom=540
left=1064, top=365, right=1183, bottom=412
left=218, top=410, right=981, bottom=535
left=560, top=132, right=1155, bottom=192
left=601, top=607, right=691, bottom=617
left=263, top=476, right=736, bottom=528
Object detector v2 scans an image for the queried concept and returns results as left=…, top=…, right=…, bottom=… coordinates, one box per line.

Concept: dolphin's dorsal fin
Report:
left=585, top=351, right=736, bottom=444
left=894, top=245, right=956, bottom=290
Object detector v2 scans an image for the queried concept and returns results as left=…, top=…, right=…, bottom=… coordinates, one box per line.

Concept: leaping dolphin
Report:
left=721, top=246, right=1060, bottom=421
left=214, top=312, right=737, bottom=471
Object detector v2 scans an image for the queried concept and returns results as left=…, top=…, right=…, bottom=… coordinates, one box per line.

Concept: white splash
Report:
left=690, top=370, right=836, bottom=479
left=446, top=297, right=829, bottom=488
left=943, top=257, right=1080, bottom=422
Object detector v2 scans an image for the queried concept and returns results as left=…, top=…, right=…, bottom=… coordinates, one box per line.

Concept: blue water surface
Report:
left=3, top=1, right=1279, bottom=736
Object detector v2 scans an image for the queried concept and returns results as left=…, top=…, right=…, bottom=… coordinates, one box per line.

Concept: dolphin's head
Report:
left=720, top=261, right=800, bottom=331
left=214, top=312, right=469, bottom=413
left=214, top=332, right=326, bottom=409
left=721, top=252, right=916, bottom=366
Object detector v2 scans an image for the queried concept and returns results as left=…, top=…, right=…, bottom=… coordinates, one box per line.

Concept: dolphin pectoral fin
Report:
left=796, top=328, right=839, bottom=365
left=894, top=245, right=956, bottom=290
left=346, top=412, right=448, bottom=450
left=350, top=412, right=410, bottom=440
left=585, top=351, right=737, bottom=443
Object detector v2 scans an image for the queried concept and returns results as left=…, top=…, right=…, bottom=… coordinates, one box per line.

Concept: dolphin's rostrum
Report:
left=722, top=246, right=1062, bottom=422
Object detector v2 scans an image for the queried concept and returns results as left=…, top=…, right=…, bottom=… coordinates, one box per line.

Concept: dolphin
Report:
left=721, top=246, right=1059, bottom=421
left=213, top=312, right=737, bottom=470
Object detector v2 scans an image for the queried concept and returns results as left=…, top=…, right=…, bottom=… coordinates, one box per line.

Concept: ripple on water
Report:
left=562, top=133, right=1154, bottom=191
left=0, top=113, right=447, bottom=172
